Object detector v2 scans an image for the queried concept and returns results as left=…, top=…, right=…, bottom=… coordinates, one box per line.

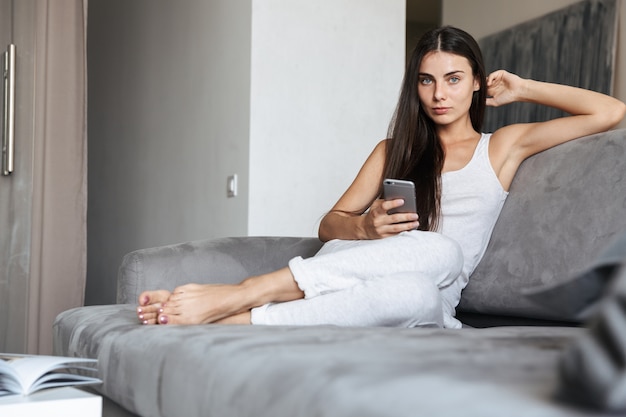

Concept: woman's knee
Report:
left=413, top=231, right=462, bottom=258
left=383, top=274, right=444, bottom=328
left=403, top=232, right=463, bottom=276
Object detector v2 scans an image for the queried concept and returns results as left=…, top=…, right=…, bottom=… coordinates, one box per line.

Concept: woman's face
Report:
left=417, top=51, right=479, bottom=128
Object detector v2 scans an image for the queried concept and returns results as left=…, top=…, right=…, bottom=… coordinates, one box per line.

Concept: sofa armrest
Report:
left=117, top=236, right=324, bottom=304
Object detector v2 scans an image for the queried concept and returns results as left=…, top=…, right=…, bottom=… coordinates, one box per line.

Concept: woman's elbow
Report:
left=318, top=211, right=362, bottom=242
left=605, top=99, right=626, bottom=129
left=318, top=216, right=332, bottom=242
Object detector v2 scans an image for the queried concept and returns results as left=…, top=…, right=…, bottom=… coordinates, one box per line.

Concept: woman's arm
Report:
left=487, top=70, right=626, bottom=189
left=318, top=140, right=420, bottom=242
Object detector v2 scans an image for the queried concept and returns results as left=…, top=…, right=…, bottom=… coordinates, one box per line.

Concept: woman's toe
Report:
left=138, top=289, right=171, bottom=306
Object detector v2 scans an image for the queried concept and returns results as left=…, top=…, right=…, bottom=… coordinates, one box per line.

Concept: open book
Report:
left=0, top=354, right=101, bottom=396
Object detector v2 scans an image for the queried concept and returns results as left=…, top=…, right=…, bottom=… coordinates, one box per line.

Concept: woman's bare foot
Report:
left=155, top=283, right=254, bottom=325
left=137, top=290, right=171, bottom=324
left=142, top=267, right=303, bottom=325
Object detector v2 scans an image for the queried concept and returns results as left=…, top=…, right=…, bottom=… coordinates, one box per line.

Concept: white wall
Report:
left=86, top=0, right=406, bottom=304
left=248, top=0, right=406, bottom=236
left=442, top=0, right=626, bottom=129
left=86, top=0, right=252, bottom=304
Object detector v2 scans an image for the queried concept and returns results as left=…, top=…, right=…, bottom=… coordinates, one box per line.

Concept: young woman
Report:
left=136, top=26, right=625, bottom=329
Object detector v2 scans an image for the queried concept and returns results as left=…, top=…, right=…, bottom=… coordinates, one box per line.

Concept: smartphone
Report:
left=382, top=179, right=417, bottom=215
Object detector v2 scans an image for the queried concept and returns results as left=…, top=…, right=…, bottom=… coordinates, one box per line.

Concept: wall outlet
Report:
left=227, top=174, right=238, bottom=198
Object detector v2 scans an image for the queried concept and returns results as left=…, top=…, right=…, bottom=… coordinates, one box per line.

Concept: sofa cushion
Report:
left=459, top=129, right=626, bottom=322
left=54, top=305, right=600, bottom=417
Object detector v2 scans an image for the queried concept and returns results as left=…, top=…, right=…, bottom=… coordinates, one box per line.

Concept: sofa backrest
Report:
left=117, top=236, right=324, bottom=304
left=459, top=129, right=626, bottom=322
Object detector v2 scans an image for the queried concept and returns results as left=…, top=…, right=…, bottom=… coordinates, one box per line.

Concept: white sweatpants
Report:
left=250, top=231, right=464, bottom=328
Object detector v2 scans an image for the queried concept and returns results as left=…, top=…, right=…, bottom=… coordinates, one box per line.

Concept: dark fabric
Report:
left=480, top=0, right=618, bottom=132
left=523, top=232, right=626, bottom=321
left=558, top=259, right=626, bottom=412
left=457, top=311, right=582, bottom=328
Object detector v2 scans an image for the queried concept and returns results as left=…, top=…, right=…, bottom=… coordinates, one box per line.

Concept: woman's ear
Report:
left=473, top=76, right=480, bottom=92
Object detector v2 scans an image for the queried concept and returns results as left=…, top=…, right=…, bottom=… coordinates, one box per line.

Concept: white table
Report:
left=0, top=387, right=102, bottom=417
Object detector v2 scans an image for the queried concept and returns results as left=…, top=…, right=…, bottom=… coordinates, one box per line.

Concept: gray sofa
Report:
left=54, top=129, right=626, bottom=417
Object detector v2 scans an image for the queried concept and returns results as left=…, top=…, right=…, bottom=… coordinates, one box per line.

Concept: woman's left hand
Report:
left=486, top=70, right=526, bottom=107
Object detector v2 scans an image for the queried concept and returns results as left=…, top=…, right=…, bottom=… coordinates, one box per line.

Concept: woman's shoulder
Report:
left=487, top=124, right=534, bottom=190
left=488, top=123, right=531, bottom=152
left=369, top=138, right=389, bottom=158
left=489, top=122, right=527, bottom=141
left=358, top=139, right=389, bottom=171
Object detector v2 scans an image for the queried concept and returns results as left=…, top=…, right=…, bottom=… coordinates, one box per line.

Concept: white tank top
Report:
left=439, top=133, right=508, bottom=327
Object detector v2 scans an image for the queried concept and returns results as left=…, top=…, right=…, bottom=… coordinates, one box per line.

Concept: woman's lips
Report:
left=433, top=107, right=451, bottom=115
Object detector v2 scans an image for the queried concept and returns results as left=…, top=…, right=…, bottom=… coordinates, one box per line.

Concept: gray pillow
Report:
left=458, top=129, right=626, bottom=322
left=523, top=231, right=626, bottom=321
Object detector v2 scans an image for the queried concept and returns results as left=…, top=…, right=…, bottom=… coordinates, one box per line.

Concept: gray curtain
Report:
left=0, top=0, right=88, bottom=355
left=479, top=0, right=618, bottom=133
left=29, top=0, right=88, bottom=354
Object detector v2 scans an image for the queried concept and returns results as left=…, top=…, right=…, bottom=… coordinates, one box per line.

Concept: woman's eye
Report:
left=449, top=76, right=460, bottom=84
left=420, top=78, right=432, bottom=85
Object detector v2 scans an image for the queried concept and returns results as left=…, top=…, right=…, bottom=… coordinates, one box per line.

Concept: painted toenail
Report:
left=142, top=320, right=148, bottom=325
left=137, top=307, right=143, bottom=313
left=138, top=314, right=144, bottom=320
left=159, top=316, right=168, bottom=324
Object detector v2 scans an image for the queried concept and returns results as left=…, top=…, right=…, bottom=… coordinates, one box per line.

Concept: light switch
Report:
left=227, top=174, right=238, bottom=198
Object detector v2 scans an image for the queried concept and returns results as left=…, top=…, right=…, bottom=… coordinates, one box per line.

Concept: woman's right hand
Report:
left=362, top=198, right=419, bottom=239
left=318, top=139, right=422, bottom=242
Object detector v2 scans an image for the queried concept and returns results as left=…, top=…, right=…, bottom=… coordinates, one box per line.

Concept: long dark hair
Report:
left=384, top=26, right=487, bottom=231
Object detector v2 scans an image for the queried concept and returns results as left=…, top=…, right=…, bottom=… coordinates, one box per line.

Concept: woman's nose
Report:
left=434, top=84, right=446, bottom=101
